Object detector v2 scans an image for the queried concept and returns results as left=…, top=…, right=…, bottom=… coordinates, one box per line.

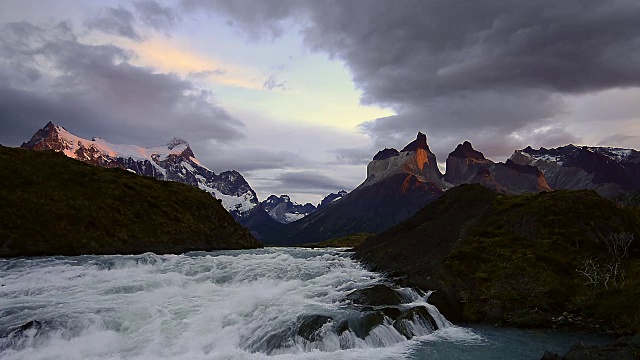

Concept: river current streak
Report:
left=0, top=248, right=464, bottom=360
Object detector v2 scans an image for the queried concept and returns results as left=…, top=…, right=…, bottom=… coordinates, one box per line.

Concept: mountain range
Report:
left=254, top=132, right=447, bottom=244
left=255, top=132, right=640, bottom=245
left=510, top=144, right=640, bottom=198
left=22, top=122, right=263, bottom=219
left=21, top=122, right=349, bottom=226
left=260, top=191, right=347, bottom=224
left=19, top=123, right=640, bottom=246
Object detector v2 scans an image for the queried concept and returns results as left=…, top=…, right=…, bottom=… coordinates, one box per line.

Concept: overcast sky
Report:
left=2, top=0, right=640, bottom=204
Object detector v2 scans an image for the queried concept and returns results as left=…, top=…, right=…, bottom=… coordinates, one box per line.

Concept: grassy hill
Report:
left=356, top=184, right=640, bottom=333
left=0, top=146, right=261, bottom=257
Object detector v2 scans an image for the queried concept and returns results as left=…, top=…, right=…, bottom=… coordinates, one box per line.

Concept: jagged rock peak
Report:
left=401, top=132, right=430, bottom=152
left=166, top=137, right=195, bottom=159
left=21, top=121, right=60, bottom=148
left=260, top=194, right=317, bottom=223
left=449, top=141, right=486, bottom=160
left=317, top=190, right=348, bottom=209
left=373, top=148, right=399, bottom=161
left=265, top=194, right=292, bottom=204
left=265, top=195, right=280, bottom=202
left=37, top=121, right=63, bottom=134
left=167, top=137, right=189, bottom=150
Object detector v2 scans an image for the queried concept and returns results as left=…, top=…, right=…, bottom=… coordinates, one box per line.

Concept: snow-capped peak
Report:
left=167, top=137, right=189, bottom=150
left=260, top=194, right=317, bottom=224
left=588, top=147, right=636, bottom=163
left=22, top=122, right=259, bottom=219
left=516, top=144, right=638, bottom=166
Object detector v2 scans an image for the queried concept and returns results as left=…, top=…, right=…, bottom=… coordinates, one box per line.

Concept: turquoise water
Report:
left=0, top=248, right=608, bottom=359
left=405, top=325, right=608, bottom=359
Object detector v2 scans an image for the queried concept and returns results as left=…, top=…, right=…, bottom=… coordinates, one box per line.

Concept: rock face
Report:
left=0, top=145, right=261, bottom=257
left=260, top=195, right=317, bottom=223
left=317, top=190, right=348, bottom=210
left=444, top=141, right=493, bottom=184
left=445, top=141, right=552, bottom=193
left=260, top=132, right=446, bottom=245
left=361, top=132, right=447, bottom=190
left=22, top=122, right=258, bottom=219
left=510, top=144, right=640, bottom=198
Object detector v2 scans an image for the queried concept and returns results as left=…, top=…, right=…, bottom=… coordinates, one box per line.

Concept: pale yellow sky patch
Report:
left=214, top=59, right=395, bottom=130
left=220, top=83, right=395, bottom=130
left=126, top=38, right=263, bottom=90
left=108, top=35, right=394, bottom=131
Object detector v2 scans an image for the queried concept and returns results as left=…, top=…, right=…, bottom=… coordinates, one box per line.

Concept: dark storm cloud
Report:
left=85, top=6, right=142, bottom=41
left=0, top=21, right=244, bottom=148
left=182, top=0, right=303, bottom=40
left=134, top=0, right=181, bottom=33
left=184, top=0, right=640, bottom=158
left=298, top=0, right=640, bottom=102
left=199, top=0, right=640, bottom=97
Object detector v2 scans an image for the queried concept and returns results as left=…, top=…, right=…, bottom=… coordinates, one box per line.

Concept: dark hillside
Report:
left=355, top=184, right=640, bottom=333
left=0, top=146, right=261, bottom=257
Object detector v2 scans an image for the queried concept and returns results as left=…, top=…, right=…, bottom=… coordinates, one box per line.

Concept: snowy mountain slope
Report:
left=22, top=122, right=258, bottom=218
left=260, top=195, right=316, bottom=224
left=510, top=144, right=640, bottom=197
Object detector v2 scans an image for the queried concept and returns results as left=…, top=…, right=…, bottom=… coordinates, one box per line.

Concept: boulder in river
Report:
left=296, top=315, right=332, bottom=341
left=346, top=284, right=404, bottom=306
left=392, top=306, right=438, bottom=339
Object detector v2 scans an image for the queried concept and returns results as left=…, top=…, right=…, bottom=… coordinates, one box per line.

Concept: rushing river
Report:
left=0, top=248, right=606, bottom=359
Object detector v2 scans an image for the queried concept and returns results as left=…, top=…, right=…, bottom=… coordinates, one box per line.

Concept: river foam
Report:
left=0, top=248, right=464, bottom=360
left=1, top=248, right=604, bottom=360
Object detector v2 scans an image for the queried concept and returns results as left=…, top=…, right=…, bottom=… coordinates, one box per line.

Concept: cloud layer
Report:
left=187, top=0, right=640, bottom=159
left=0, top=20, right=244, bottom=147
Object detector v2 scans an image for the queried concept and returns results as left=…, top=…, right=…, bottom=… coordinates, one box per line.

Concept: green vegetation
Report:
left=299, top=233, right=373, bottom=248
left=444, top=189, right=640, bottom=333
left=0, top=146, right=261, bottom=257
left=356, top=184, right=640, bottom=334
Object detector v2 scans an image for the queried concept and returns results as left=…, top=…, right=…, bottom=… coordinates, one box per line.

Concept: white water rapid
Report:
left=2, top=248, right=594, bottom=360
